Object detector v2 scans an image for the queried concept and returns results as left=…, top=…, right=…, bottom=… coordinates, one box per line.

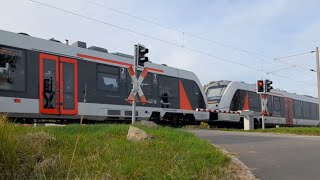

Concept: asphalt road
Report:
left=188, top=129, right=320, bottom=180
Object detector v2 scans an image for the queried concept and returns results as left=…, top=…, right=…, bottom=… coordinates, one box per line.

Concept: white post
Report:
left=242, top=110, right=254, bottom=130
left=261, top=114, right=265, bottom=129
left=316, top=47, right=320, bottom=122
left=132, top=45, right=137, bottom=125
left=132, top=79, right=136, bottom=124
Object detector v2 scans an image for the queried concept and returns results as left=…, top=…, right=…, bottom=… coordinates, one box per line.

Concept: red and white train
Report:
left=0, top=29, right=208, bottom=124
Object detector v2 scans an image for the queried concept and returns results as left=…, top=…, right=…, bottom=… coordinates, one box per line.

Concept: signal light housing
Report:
left=257, top=80, right=265, bottom=93
left=265, top=79, right=273, bottom=92
left=136, top=44, right=149, bottom=67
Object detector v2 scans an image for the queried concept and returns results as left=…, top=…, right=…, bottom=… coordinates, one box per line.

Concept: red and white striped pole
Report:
left=260, top=93, right=267, bottom=129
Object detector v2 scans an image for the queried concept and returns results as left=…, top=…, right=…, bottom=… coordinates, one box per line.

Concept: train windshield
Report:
left=207, top=86, right=226, bottom=102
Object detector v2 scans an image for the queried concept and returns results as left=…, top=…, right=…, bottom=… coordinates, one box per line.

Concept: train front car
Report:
left=205, top=80, right=230, bottom=110
left=0, top=29, right=208, bottom=125
left=204, top=81, right=244, bottom=124
left=205, top=80, right=320, bottom=127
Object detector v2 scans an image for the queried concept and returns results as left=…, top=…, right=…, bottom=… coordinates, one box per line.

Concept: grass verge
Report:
left=0, top=116, right=231, bottom=179
left=252, top=127, right=320, bottom=136
left=211, top=126, right=320, bottom=136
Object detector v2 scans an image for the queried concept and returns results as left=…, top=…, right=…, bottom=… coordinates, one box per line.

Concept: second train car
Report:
left=205, top=80, right=320, bottom=127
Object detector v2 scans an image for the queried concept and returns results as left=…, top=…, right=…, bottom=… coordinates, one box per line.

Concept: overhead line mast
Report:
left=316, top=47, right=320, bottom=121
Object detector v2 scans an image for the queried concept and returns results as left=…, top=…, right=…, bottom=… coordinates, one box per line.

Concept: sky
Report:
left=1, top=0, right=320, bottom=97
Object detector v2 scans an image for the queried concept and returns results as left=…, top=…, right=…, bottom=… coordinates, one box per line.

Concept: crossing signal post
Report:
left=131, top=44, right=149, bottom=124
left=256, top=79, right=273, bottom=129
left=256, top=80, right=266, bottom=129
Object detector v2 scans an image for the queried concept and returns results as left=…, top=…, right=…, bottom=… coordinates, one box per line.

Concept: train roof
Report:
left=206, top=80, right=318, bottom=103
left=0, top=29, right=200, bottom=83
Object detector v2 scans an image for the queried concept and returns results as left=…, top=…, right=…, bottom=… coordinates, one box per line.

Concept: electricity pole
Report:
left=316, top=47, right=320, bottom=122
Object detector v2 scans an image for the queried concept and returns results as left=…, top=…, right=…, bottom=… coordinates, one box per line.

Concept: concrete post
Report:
left=241, top=110, right=254, bottom=130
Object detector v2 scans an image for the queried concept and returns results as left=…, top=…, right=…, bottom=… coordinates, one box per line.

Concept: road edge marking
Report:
left=212, top=144, right=258, bottom=180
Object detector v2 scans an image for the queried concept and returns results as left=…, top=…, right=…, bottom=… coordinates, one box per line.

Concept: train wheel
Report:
left=253, top=118, right=261, bottom=129
left=172, top=115, right=183, bottom=128
left=150, top=112, right=161, bottom=125
left=238, top=118, right=244, bottom=129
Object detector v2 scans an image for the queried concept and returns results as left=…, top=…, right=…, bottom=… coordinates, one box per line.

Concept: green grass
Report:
left=252, top=127, right=320, bottom=136
left=0, top=116, right=230, bottom=179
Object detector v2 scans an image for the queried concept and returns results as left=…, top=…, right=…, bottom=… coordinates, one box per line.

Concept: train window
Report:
left=158, top=75, right=179, bottom=109
left=310, top=103, right=318, bottom=119
left=97, top=64, right=119, bottom=92
left=273, top=96, right=281, bottom=115
left=316, top=104, right=319, bottom=120
left=302, top=101, right=311, bottom=119
left=280, top=97, right=285, bottom=117
left=230, top=90, right=244, bottom=111
left=293, top=100, right=302, bottom=118
left=0, top=47, right=25, bottom=91
left=267, top=95, right=273, bottom=114
left=207, top=85, right=226, bottom=102
left=190, top=80, right=206, bottom=109
left=311, top=103, right=318, bottom=120
left=248, top=92, right=260, bottom=111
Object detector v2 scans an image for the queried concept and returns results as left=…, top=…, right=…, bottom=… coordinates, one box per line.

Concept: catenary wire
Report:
left=84, top=0, right=273, bottom=59
left=28, top=0, right=316, bottom=87
left=275, top=51, right=315, bottom=61
left=84, top=0, right=316, bottom=73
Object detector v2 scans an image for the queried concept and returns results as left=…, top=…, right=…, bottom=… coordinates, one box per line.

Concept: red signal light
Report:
left=257, top=80, right=265, bottom=93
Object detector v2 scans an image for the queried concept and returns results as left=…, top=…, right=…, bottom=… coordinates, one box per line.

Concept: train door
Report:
left=284, top=98, right=293, bottom=125
left=39, top=54, right=78, bottom=115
